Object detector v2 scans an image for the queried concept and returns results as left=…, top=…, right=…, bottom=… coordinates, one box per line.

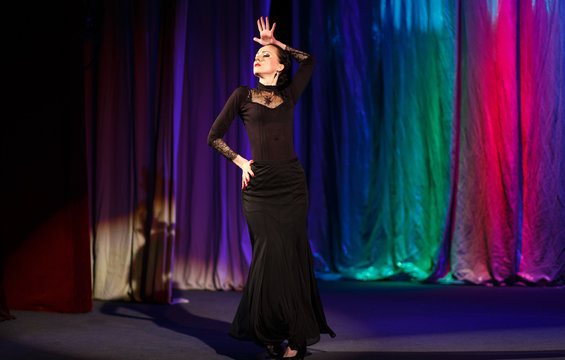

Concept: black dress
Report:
left=207, top=46, right=335, bottom=348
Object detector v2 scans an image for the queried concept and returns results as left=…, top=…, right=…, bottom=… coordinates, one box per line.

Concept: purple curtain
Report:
left=173, top=0, right=270, bottom=290
left=85, top=0, right=178, bottom=302
left=85, top=0, right=270, bottom=302
left=86, top=0, right=564, bottom=304
left=289, top=0, right=564, bottom=285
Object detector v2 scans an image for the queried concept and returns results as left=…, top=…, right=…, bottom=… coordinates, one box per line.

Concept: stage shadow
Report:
left=98, top=300, right=264, bottom=360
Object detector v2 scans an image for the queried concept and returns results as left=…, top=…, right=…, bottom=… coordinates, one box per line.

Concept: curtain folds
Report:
left=516, top=0, right=565, bottom=283
left=294, top=0, right=456, bottom=280
left=452, top=0, right=522, bottom=283
left=294, top=0, right=564, bottom=285
left=172, top=0, right=270, bottom=291
left=451, top=0, right=565, bottom=284
left=86, top=0, right=270, bottom=300
left=86, top=0, right=565, bottom=301
left=86, top=0, right=179, bottom=301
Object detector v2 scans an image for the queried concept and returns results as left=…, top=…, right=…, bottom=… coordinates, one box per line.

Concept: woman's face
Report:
left=253, top=45, right=283, bottom=78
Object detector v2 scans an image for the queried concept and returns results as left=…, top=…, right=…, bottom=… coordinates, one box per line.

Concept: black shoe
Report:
left=265, top=344, right=284, bottom=359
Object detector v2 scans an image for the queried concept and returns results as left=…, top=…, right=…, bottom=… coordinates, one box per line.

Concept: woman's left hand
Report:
left=253, top=16, right=278, bottom=46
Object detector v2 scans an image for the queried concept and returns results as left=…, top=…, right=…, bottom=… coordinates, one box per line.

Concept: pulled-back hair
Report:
left=269, top=44, right=292, bottom=88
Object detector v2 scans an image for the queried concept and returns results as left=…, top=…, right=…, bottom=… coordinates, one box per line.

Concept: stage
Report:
left=1, top=280, right=564, bottom=359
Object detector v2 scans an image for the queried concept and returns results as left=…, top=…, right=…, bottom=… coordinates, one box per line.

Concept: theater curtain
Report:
left=85, top=0, right=179, bottom=302
left=448, top=0, right=565, bottom=284
left=85, top=0, right=269, bottom=300
left=291, top=0, right=456, bottom=281
left=293, top=0, right=564, bottom=285
left=86, top=0, right=564, bottom=302
left=171, top=0, right=271, bottom=291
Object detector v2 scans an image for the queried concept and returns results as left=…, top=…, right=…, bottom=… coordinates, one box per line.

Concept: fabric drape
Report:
left=444, top=0, right=565, bottom=284
left=293, top=0, right=456, bottom=280
left=87, top=0, right=565, bottom=300
left=172, top=0, right=270, bottom=291
left=85, top=0, right=178, bottom=302
left=293, top=0, right=564, bottom=285
left=86, top=0, right=270, bottom=300
left=517, top=0, right=565, bottom=283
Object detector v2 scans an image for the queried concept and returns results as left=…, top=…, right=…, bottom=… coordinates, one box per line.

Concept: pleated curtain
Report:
left=293, top=0, right=564, bottom=285
left=86, top=0, right=565, bottom=302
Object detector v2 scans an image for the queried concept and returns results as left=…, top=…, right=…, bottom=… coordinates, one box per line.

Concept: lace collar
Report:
left=256, top=82, right=281, bottom=92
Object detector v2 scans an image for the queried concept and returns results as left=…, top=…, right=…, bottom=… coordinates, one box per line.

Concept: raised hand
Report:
left=253, top=16, right=278, bottom=46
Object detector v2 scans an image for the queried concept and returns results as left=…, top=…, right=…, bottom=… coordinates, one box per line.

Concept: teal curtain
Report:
left=293, top=0, right=456, bottom=280
left=293, top=0, right=565, bottom=284
left=86, top=0, right=565, bottom=298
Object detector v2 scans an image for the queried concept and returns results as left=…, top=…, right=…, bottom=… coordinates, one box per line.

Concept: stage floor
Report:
left=1, top=280, right=565, bottom=359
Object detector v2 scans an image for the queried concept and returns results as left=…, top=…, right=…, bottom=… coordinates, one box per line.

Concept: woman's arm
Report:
left=207, top=88, right=244, bottom=160
left=253, top=17, right=314, bottom=102
left=207, top=87, right=255, bottom=188
left=285, top=46, right=315, bottom=103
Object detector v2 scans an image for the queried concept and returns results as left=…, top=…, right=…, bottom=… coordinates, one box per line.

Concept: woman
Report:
left=207, top=17, right=335, bottom=359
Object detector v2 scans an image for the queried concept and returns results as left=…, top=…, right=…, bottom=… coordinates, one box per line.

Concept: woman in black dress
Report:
left=207, top=17, right=335, bottom=359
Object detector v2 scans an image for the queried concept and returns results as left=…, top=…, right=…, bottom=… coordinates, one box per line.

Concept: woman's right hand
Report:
left=241, top=159, right=254, bottom=189
left=233, top=155, right=255, bottom=189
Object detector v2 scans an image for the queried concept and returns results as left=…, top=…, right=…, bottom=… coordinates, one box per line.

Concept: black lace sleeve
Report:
left=285, top=45, right=315, bottom=103
left=207, top=87, right=247, bottom=160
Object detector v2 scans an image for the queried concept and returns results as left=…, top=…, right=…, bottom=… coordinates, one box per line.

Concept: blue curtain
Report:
left=291, top=0, right=564, bottom=285
left=292, top=0, right=457, bottom=280
left=87, top=0, right=565, bottom=302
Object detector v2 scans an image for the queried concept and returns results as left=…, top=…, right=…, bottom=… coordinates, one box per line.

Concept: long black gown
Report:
left=207, top=46, right=335, bottom=349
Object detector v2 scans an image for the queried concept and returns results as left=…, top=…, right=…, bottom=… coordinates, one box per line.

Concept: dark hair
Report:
left=269, top=44, right=292, bottom=88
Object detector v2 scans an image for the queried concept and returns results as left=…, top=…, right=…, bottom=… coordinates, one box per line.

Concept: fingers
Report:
left=242, top=173, right=251, bottom=188
left=256, top=17, right=276, bottom=43
left=258, top=17, right=277, bottom=32
left=242, top=173, right=248, bottom=189
left=249, top=160, right=254, bottom=177
left=241, top=160, right=255, bottom=189
left=242, top=169, right=249, bottom=188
